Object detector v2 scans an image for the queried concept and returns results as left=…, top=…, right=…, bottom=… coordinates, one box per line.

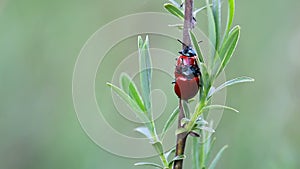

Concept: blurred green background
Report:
left=1, top=0, right=300, bottom=169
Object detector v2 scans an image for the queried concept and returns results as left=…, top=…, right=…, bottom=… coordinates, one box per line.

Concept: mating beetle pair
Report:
left=173, top=40, right=202, bottom=100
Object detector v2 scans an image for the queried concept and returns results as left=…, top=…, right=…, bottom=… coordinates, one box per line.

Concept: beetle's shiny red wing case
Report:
left=174, top=54, right=201, bottom=100
left=174, top=75, right=200, bottom=100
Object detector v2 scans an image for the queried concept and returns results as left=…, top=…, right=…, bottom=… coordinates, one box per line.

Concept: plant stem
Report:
left=174, top=1, right=194, bottom=169
left=186, top=97, right=206, bottom=132
left=199, top=124, right=206, bottom=168
left=182, top=0, right=194, bottom=46
left=149, top=118, right=169, bottom=168
left=154, top=137, right=169, bottom=167
left=173, top=99, right=187, bottom=169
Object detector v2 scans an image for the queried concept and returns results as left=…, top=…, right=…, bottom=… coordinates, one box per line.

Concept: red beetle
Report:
left=174, top=42, right=201, bottom=100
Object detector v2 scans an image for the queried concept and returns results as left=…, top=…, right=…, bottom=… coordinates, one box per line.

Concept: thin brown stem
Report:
left=173, top=0, right=194, bottom=169
left=173, top=99, right=188, bottom=169
left=182, top=0, right=194, bottom=46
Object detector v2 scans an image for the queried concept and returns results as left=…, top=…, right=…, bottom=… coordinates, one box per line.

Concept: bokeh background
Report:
left=1, top=0, right=300, bottom=169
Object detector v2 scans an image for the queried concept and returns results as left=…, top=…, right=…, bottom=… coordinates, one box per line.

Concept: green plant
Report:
left=107, top=0, right=254, bottom=169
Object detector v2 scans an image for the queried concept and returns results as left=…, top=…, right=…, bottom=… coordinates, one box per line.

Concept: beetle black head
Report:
left=179, top=46, right=196, bottom=57
left=177, top=39, right=197, bottom=57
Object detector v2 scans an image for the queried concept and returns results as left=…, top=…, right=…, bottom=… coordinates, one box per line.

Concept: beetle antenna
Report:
left=177, top=39, right=189, bottom=48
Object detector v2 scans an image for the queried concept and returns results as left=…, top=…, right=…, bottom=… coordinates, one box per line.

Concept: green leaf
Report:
left=212, top=0, right=221, bottom=49
left=138, top=36, right=152, bottom=113
left=182, top=101, right=190, bottom=119
left=164, top=147, right=176, bottom=159
left=190, top=31, right=204, bottom=63
left=134, top=162, right=164, bottom=169
left=164, top=3, right=184, bottom=20
left=206, top=0, right=216, bottom=69
left=151, top=141, right=164, bottom=155
left=134, top=127, right=153, bottom=140
left=199, top=124, right=206, bottom=167
left=168, top=23, right=184, bottom=30
left=196, top=126, right=215, bottom=133
left=206, top=137, right=216, bottom=165
left=208, top=76, right=254, bottom=97
left=107, top=82, right=146, bottom=116
left=172, top=154, right=186, bottom=161
left=192, top=138, right=200, bottom=169
left=180, top=118, right=190, bottom=126
left=161, top=106, right=179, bottom=138
left=224, top=0, right=235, bottom=38
left=120, top=73, right=130, bottom=94
left=216, top=25, right=240, bottom=77
left=203, top=104, right=239, bottom=113
left=193, top=4, right=212, bottom=17
left=198, top=62, right=210, bottom=98
left=120, top=73, right=146, bottom=112
left=203, top=122, right=214, bottom=159
left=195, top=116, right=208, bottom=126
left=207, top=145, right=228, bottom=169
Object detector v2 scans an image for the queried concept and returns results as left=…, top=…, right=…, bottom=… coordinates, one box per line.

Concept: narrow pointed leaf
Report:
left=217, top=25, right=240, bottom=76
left=151, top=141, right=164, bottom=155
left=199, top=125, right=206, bottom=166
left=168, top=24, right=184, bottom=30
left=107, top=82, right=145, bottom=115
left=220, top=25, right=240, bottom=57
left=164, top=147, right=176, bottom=159
left=209, top=76, right=254, bottom=97
left=134, top=162, right=163, bottom=169
left=190, top=31, right=204, bottom=63
left=169, top=155, right=186, bottom=167
left=198, top=62, right=210, bottom=98
left=164, top=3, right=184, bottom=20
left=138, top=36, right=143, bottom=49
left=172, top=154, right=186, bottom=161
left=211, top=50, right=222, bottom=78
left=183, top=101, right=190, bottom=118
left=195, top=120, right=209, bottom=126
left=161, top=106, right=179, bottom=138
left=206, top=0, right=216, bottom=69
left=120, top=73, right=146, bottom=112
left=196, top=126, right=215, bottom=133
left=212, top=0, right=221, bottom=49
left=180, top=118, right=190, bottom=126
left=120, top=73, right=130, bottom=94
left=134, top=127, right=153, bottom=140
left=192, top=138, right=200, bottom=169
left=195, top=116, right=208, bottom=126
left=206, top=137, right=216, bottom=165
left=138, top=36, right=152, bottom=113
left=203, top=122, right=214, bottom=158
left=193, top=103, right=205, bottom=123
left=193, top=4, right=212, bottom=17
left=207, top=86, right=216, bottom=99
left=224, top=0, right=235, bottom=37
left=207, top=145, right=228, bottom=169
left=203, top=104, right=239, bottom=113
